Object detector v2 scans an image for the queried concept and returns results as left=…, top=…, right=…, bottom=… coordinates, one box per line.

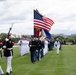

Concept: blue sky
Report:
left=0, top=0, right=76, bottom=35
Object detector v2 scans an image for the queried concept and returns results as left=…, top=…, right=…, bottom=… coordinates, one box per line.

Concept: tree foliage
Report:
left=0, top=33, right=6, bottom=41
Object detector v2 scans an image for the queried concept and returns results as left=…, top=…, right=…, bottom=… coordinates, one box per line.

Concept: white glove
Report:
left=3, top=46, right=6, bottom=49
left=5, top=38, right=9, bottom=41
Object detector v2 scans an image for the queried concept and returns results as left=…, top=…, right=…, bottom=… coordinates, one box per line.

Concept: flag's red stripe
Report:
left=34, top=20, right=51, bottom=29
left=34, top=19, right=50, bottom=31
left=34, top=24, right=50, bottom=31
left=42, top=16, right=54, bottom=27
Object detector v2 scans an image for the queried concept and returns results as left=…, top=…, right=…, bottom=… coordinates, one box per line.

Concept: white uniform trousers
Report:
left=6, top=56, right=12, bottom=73
left=54, top=41, right=60, bottom=55
left=0, top=66, right=4, bottom=74
left=56, top=46, right=59, bottom=54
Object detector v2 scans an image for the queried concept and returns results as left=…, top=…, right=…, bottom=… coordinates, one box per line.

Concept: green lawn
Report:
left=1, top=45, right=76, bottom=75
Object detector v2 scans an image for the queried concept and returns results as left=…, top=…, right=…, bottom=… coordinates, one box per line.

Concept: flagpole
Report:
left=35, top=9, right=43, bottom=17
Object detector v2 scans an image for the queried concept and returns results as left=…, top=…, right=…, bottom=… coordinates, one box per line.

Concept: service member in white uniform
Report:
left=18, top=37, right=29, bottom=56
left=54, top=38, right=60, bottom=54
left=23, top=37, right=29, bottom=54
left=43, top=38, right=48, bottom=55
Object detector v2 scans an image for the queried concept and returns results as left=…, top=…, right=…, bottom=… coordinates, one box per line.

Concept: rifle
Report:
left=7, top=23, right=13, bottom=38
left=3, top=23, right=13, bottom=54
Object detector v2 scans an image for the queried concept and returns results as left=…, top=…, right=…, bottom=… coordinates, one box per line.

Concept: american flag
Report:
left=34, top=10, right=54, bottom=31
left=42, top=16, right=54, bottom=31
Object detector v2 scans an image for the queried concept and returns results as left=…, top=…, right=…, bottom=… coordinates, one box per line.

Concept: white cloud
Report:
left=0, top=0, right=76, bottom=35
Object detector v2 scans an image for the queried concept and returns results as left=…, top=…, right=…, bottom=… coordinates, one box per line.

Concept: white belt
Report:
left=7, top=48, right=13, bottom=50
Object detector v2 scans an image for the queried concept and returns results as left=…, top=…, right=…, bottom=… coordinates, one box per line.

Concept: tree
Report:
left=0, top=33, right=6, bottom=41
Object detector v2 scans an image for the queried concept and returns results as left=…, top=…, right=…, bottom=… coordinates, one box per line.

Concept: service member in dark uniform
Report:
left=49, top=37, right=54, bottom=51
left=36, top=37, right=42, bottom=61
left=59, top=40, right=62, bottom=50
left=0, top=38, right=3, bottom=58
left=29, top=36, right=37, bottom=63
left=0, top=38, right=4, bottom=75
left=41, top=40, right=44, bottom=58
left=2, top=35, right=14, bottom=75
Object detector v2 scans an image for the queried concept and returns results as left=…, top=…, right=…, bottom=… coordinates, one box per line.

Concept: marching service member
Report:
left=54, top=38, right=60, bottom=55
left=0, top=38, right=3, bottom=58
left=2, top=34, right=14, bottom=75
left=29, top=36, right=37, bottom=63
left=18, top=37, right=29, bottom=56
left=0, top=38, right=4, bottom=75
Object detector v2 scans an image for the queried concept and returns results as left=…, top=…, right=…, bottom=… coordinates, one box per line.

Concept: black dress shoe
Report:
left=10, top=71, right=12, bottom=73
left=6, top=72, right=10, bottom=75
